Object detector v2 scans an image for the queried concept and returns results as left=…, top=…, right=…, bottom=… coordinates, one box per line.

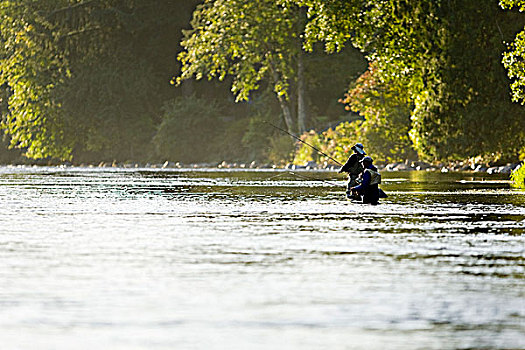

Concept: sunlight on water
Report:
left=0, top=167, right=524, bottom=349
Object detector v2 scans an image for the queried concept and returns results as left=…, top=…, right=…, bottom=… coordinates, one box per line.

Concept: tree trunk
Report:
left=269, top=65, right=295, bottom=134
left=297, top=50, right=307, bottom=133
left=276, top=93, right=295, bottom=134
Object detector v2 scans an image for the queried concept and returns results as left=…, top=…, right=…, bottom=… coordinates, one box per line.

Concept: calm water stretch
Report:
left=0, top=166, right=524, bottom=350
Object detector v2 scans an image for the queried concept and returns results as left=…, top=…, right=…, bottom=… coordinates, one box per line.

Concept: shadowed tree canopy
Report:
left=0, top=0, right=199, bottom=160
left=292, top=0, right=525, bottom=161
left=1, top=0, right=524, bottom=164
left=177, top=0, right=309, bottom=134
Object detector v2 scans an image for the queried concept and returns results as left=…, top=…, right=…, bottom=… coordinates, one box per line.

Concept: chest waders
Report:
left=346, top=162, right=364, bottom=193
left=361, top=168, right=381, bottom=205
left=364, top=168, right=381, bottom=185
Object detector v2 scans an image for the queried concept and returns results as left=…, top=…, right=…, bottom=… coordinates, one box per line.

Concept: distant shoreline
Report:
left=0, top=159, right=520, bottom=175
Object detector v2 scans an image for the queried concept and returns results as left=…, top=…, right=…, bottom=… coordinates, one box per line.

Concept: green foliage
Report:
left=57, top=56, right=158, bottom=161
left=0, top=134, right=23, bottom=164
left=510, top=162, right=525, bottom=188
left=177, top=0, right=311, bottom=134
left=503, top=30, right=525, bottom=104
left=294, top=117, right=415, bottom=167
left=178, top=0, right=298, bottom=102
left=293, top=122, right=358, bottom=166
left=0, top=0, right=200, bottom=162
left=305, top=46, right=367, bottom=127
left=293, top=0, right=525, bottom=162
left=410, top=1, right=525, bottom=162
left=238, top=93, right=296, bottom=163
left=0, top=0, right=71, bottom=159
left=340, top=62, right=417, bottom=162
left=153, top=96, right=226, bottom=163
left=285, top=0, right=359, bottom=53
left=217, top=118, right=251, bottom=162
left=266, top=135, right=294, bottom=165
left=152, top=95, right=293, bottom=164
left=0, top=0, right=146, bottom=160
left=241, top=112, right=278, bottom=162
left=292, top=130, right=322, bottom=165
left=501, top=0, right=525, bottom=105
left=500, top=0, right=525, bottom=12
left=2, top=0, right=525, bottom=165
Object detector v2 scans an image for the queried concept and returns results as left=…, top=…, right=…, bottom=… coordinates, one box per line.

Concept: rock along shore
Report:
left=1, top=159, right=521, bottom=175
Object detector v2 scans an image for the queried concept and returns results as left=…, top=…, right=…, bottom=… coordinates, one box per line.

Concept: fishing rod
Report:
left=265, top=121, right=343, bottom=167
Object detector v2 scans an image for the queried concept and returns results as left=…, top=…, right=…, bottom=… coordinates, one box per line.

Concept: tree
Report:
left=152, top=96, right=227, bottom=163
left=340, top=61, right=416, bottom=162
left=292, top=0, right=525, bottom=162
left=177, top=0, right=308, bottom=134
left=0, top=0, right=200, bottom=161
left=501, top=0, right=525, bottom=105
left=1, top=0, right=73, bottom=159
left=0, top=0, right=142, bottom=160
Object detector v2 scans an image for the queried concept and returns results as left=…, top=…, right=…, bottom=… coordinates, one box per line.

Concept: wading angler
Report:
left=351, top=156, right=382, bottom=205
left=339, top=143, right=366, bottom=199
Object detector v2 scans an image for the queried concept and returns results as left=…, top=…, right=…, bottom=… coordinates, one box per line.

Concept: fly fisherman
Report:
left=351, top=156, right=381, bottom=205
left=338, top=143, right=366, bottom=199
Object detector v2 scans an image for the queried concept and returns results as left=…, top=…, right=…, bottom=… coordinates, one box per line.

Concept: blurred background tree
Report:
left=501, top=0, right=525, bottom=105
left=177, top=0, right=364, bottom=136
left=291, top=0, right=525, bottom=163
left=0, top=0, right=201, bottom=162
left=1, top=0, right=524, bottom=165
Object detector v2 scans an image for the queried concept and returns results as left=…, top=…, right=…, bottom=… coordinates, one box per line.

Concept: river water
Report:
left=0, top=166, right=523, bottom=350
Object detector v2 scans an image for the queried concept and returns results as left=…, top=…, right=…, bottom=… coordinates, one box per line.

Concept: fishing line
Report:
left=211, top=171, right=341, bottom=194
left=264, top=121, right=343, bottom=167
left=263, top=121, right=348, bottom=187
left=287, top=171, right=341, bottom=187
left=264, top=170, right=342, bottom=187
left=212, top=119, right=349, bottom=192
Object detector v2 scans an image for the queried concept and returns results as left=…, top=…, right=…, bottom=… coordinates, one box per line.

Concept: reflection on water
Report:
left=0, top=166, right=524, bottom=350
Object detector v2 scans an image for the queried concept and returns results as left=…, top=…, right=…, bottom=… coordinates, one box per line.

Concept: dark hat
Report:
left=360, top=156, right=373, bottom=163
left=351, top=143, right=366, bottom=155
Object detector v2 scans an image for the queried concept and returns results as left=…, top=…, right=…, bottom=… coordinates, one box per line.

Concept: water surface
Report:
left=0, top=167, right=524, bottom=349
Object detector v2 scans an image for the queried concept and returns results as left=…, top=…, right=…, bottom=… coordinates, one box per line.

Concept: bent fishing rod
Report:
left=265, top=122, right=343, bottom=167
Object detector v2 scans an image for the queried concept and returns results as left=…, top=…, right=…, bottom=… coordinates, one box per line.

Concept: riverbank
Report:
left=0, top=159, right=522, bottom=176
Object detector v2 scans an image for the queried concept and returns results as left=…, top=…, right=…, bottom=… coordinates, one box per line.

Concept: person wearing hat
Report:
left=339, top=143, right=366, bottom=199
left=351, top=155, right=381, bottom=205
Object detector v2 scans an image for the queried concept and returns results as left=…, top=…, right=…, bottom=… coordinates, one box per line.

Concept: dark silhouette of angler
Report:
left=266, top=121, right=387, bottom=199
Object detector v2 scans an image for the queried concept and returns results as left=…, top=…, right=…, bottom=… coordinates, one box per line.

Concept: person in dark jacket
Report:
left=339, top=143, right=366, bottom=199
left=351, top=156, right=381, bottom=205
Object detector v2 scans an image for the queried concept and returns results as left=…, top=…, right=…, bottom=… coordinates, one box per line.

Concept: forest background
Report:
left=1, top=0, right=525, bottom=167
